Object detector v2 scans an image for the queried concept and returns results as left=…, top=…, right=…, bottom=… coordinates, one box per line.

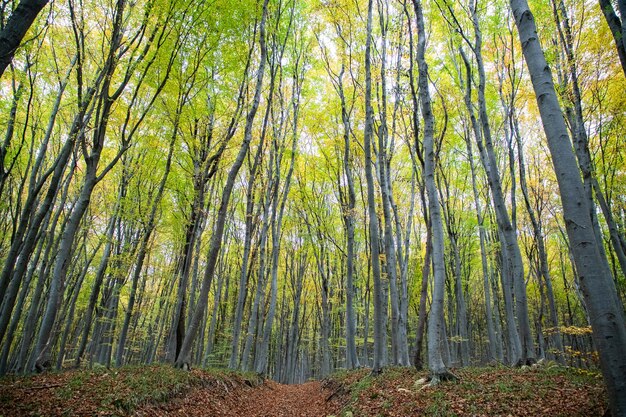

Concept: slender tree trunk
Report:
left=553, top=0, right=626, bottom=284
left=242, top=189, right=272, bottom=370
left=391, top=174, right=414, bottom=367
left=334, top=53, right=360, bottom=370
left=512, top=114, right=565, bottom=364
left=74, top=202, right=119, bottom=367
left=255, top=61, right=300, bottom=373
left=460, top=47, right=525, bottom=366
left=438, top=171, right=470, bottom=367
left=241, top=32, right=280, bottom=370
left=229, top=129, right=265, bottom=369
left=375, top=0, right=402, bottom=366
left=174, top=0, right=269, bottom=369
left=285, top=252, right=305, bottom=383
left=464, top=133, right=499, bottom=363
left=412, top=0, right=454, bottom=383
left=34, top=0, right=129, bottom=371
left=34, top=164, right=99, bottom=371
left=598, top=0, right=626, bottom=77
left=364, top=0, right=384, bottom=375
left=414, top=219, right=431, bottom=370
left=470, top=5, right=535, bottom=365
left=16, top=169, right=73, bottom=373
left=115, top=127, right=177, bottom=367
left=55, top=251, right=93, bottom=370
left=166, top=140, right=212, bottom=362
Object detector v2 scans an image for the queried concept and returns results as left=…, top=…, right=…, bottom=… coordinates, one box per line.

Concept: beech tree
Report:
left=509, top=0, right=626, bottom=414
left=0, top=0, right=623, bottom=409
left=0, top=0, right=49, bottom=78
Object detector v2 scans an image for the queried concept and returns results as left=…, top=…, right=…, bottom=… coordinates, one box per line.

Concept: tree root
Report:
left=428, top=369, right=459, bottom=386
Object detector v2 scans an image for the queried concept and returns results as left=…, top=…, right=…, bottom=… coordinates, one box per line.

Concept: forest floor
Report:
left=0, top=363, right=607, bottom=416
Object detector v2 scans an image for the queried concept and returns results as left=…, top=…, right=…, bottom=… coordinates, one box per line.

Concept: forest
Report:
left=0, top=0, right=625, bottom=415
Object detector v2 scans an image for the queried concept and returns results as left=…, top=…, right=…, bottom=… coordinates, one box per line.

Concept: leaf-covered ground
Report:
left=0, top=364, right=607, bottom=416
left=0, top=364, right=261, bottom=416
left=138, top=379, right=340, bottom=417
left=330, top=365, right=607, bottom=417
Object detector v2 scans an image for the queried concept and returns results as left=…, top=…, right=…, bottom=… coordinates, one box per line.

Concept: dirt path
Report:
left=137, top=379, right=340, bottom=417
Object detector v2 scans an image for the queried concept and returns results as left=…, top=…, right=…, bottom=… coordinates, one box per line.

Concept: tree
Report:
left=173, top=0, right=269, bottom=370
left=363, top=0, right=385, bottom=375
left=510, top=0, right=626, bottom=414
left=0, top=0, right=49, bottom=78
left=599, top=0, right=626, bottom=77
left=412, top=0, right=456, bottom=384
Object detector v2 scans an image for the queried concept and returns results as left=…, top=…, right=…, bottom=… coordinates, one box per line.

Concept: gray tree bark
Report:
left=510, top=1, right=626, bottom=414
left=364, top=0, right=385, bottom=375
left=0, top=58, right=76, bottom=332
left=459, top=47, right=522, bottom=366
left=0, top=0, right=49, bottom=78
left=463, top=132, right=500, bottom=363
left=468, top=4, right=535, bottom=365
left=438, top=170, right=470, bottom=366
left=339, top=68, right=360, bottom=369
left=552, top=0, right=626, bottom=287
left=598, top=0, right=626, bottom=77
left=255, top=56, right=300, bottom=375
left=412, top=0, right=454, bottom=383
left=319, top=21, right=361, bottom=370
left=375, top=0, right=402, bottom=366
left=115, top=117, right=178, bottom=367
left=228, top=124, right=265, bottom=370
left=173, top=0, right=269, bottom=369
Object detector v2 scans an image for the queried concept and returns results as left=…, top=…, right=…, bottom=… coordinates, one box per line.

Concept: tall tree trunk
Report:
left=15, top=168, right=73, bottom=373
left=173, top=0, right=269, bottom=369
left=553, top=0, right=626, bottom=285
left=510, top=1, right=626, bottom=414
left=166, top=117, right=215, bottom=362
left=469, top=4, right=535, bottom=365
left=340, top=71, right=360, bottom=370
left=34, top=0, right=129, bottom=371
left=241, top=31, right=279, bottom=370
left=512, top=110, right=565, bottom=364
left=438, top=171, right=470, bottom=366
left=228, top=128, right=265, bottom=369
left=403, top=0, right=429, bottom=371
left=460, top=48, right=522, bottom=366
left=412, top=0, right=454, bottom=383
left=598, top=0, right=626, bottom=77
left=255, top=63, right=300, bottom=374
left=364, top=0, right=384, bottom=375
left=115, top=124, right=178, bottom=367
left=389, top=14, right=412, bottom=366
left=0, top=51, right=77, bottom=322
left=375, top=0, right=402, bottom=366
left=464, top=132, right=499, bottom=363
left=413, top=218, right=431, bottom=370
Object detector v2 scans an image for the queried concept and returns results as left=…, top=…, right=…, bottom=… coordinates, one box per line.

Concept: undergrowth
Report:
left=330, top=365, right=606, bottom=417
left=0, top=364, right=258, bottom=416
